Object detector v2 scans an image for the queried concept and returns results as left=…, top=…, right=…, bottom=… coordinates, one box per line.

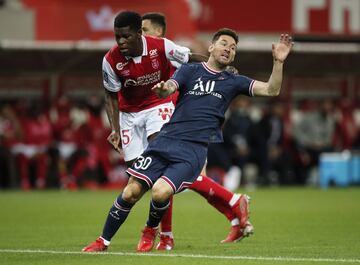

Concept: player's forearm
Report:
left=104, top=89, right=120, bottom=132
left=266, top=60, right=283, bottom=96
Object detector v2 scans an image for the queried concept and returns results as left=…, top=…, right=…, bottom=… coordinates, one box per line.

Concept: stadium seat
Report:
left=319, top=152, right=351, bottom=188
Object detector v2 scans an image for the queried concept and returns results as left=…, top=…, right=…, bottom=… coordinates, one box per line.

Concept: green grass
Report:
left=0, top=188, right=360, bottom=265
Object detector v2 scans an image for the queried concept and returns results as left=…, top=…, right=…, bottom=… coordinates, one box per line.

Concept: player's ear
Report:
left=208, top=43, right=214, bottom=53
left=156, top=27, right=163, bottom=37
left=137, top=29, right=142, bottom=37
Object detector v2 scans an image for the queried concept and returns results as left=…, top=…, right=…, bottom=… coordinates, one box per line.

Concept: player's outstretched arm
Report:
left=252, top=34, right=294, bottom=97
left=152, top=80, right=177, bottom=98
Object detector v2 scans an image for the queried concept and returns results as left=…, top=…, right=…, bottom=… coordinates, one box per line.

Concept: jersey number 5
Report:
left=121, top=129, right=130, bottom=145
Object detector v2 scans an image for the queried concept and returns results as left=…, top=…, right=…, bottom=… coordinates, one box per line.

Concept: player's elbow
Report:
left=270, top=90, right=280, bottom=97
left=267, top=85, right=281, bottom=97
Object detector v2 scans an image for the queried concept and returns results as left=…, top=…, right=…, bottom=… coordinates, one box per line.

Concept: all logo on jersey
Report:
left=151, top=59, right=159, bottom=69
left=193, top=79, right=215, bottom=93
left=158, top=107, right=173, bottom=121
left=186, top=78, right=222, bottom=99
left=116, top=62, right=128, bottom=70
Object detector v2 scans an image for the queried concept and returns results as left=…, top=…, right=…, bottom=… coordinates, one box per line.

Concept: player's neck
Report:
left=206, top=58, right=226, bottom=72
left=131, top=37, right=144, bottom=57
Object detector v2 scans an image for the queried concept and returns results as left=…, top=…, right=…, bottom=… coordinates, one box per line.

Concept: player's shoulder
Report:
left=144, top=35, right=166, bottom=49
left=105, top=44, right=124, bottom=62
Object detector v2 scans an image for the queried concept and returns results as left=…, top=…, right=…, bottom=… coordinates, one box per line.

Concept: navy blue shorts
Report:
left=126, top=136, right=207, bottom=193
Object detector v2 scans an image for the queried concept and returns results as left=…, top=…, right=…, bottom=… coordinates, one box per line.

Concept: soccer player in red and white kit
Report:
left=82, top=11, right=251, bottom=253
left=141, top=12, right=253, bottom=250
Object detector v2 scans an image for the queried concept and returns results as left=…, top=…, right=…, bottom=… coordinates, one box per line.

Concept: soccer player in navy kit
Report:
left=129, top=28, right=293, bottom=252
left=142, top=12, right=253, bottom=249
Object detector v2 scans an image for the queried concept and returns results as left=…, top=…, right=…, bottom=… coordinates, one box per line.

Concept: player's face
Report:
left=114, top=26, right=141, bottom=57
left=209, top=35, right=236, bottom=66
left=142, top=19, right=163, bottom=37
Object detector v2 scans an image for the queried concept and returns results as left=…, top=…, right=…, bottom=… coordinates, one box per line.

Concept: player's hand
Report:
left=107, top=130, right=121, bottom=153
left=272, top=34, right=294, bottom=63
left=151, top=81, right=168, bottom=98
left=225, top=65, right=239, bottom=74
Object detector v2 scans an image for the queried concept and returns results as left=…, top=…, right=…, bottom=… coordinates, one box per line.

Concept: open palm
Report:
left=272, top=34, right=293, bottom=63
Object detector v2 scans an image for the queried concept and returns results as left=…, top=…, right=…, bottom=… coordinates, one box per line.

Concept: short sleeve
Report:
left=102, top=57, right=122, bottom=92
left=170, top=64, right=193, bottom=91
left=164, top=38, right=190, bottom=65
left=234, top=75, right=255, bottom=97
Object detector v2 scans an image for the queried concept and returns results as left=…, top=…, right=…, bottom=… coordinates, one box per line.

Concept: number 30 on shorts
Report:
left=134, top=156, right=152, bottom=170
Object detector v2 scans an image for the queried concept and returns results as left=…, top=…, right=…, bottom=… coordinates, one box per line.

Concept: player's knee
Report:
left=122, top=182, right=143, bottom=204
left=152, top=181, right=173, bottom=202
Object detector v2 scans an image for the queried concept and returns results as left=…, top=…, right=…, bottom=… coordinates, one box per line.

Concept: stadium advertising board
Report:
left=22, top=0, right=360, bottom=41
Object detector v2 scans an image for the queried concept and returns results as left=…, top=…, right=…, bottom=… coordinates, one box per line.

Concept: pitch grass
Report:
left=0, top=188, right=359, bottom=265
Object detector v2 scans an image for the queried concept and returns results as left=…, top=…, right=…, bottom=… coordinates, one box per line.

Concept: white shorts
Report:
left=120, top=102, right=174, bottom=162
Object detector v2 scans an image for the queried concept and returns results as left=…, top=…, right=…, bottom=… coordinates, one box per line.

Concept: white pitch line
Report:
left=0, top=249, right=360, bottom=263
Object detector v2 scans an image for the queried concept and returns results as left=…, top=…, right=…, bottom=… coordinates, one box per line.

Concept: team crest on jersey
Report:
left=149, top=49, right=158, bottom=58
left=151, top=59, right=159, bottom=69
left=116, top=62, right=128, bottom=70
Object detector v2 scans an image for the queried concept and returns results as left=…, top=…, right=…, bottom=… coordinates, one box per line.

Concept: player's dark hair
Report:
left=212, top=28, right=238, bottom=44
left=142, top=12, right=167, bottom=34
left=114, top=11, right=142, bottom=32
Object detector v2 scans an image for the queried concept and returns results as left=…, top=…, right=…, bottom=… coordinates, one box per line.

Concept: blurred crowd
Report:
left=1, top=95, right=360, bottom=190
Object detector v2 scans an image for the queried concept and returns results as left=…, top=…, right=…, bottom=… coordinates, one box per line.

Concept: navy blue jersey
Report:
left=159, top=62, right=254, bottom=144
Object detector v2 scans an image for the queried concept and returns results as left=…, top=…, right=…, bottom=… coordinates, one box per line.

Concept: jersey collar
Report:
left=202, top=62, right=222, bottom=75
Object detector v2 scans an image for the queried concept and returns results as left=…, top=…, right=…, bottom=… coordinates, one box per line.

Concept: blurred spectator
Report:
left=293, top=99, right=336, bottom=184
left=12, top=101, right=53, bottom=190
left=49, top=95, right=80, bottom=189
left=68, top=95, right=112, bottom=189
left=0, top=103, right=22, bottom=188
left=335, top=98, right=359, bottom=150
left=255, top=101, right=294, bottom=185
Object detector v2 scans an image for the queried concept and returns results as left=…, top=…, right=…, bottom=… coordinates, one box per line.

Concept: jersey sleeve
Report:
left=164, top=38, right=190, bottom=65
left=102, top=57, right=122, bottom=92
left=234, top=75, right=255, bottom=97
left=169, top=64, right=193, bottom=91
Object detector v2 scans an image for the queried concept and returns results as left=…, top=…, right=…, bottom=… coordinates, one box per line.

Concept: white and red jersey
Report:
left=102, top=35, right=190, bottom=112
